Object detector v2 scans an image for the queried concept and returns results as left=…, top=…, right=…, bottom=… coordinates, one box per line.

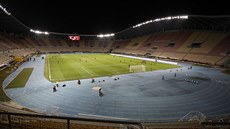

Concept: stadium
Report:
left=0, top=2, right=230, bottom=129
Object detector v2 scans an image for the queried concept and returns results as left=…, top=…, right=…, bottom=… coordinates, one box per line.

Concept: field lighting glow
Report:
left=30, top=29, right=49, bottom=35
left=0, top=5, right=11, bottom=15
left=97, top=33, right=115, bottom=38
left=133, top=15, right=188, bottom=28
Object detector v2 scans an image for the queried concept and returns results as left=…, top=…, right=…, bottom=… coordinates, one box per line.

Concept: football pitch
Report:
left=44, top=54, right=179, bottom=82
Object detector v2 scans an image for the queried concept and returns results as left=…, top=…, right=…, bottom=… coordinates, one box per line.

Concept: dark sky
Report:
left=1, top=0, right=230, bottom=35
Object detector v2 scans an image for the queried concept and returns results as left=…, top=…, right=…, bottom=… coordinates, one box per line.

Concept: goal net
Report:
left=129, top=65, right=146, bottom=73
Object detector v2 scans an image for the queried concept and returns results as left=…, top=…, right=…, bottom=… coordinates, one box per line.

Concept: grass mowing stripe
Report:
left=80, top=55, right=116, bottom=74
left=44, top=55, right=49, bottom=81
left=6, top=68, right=34, bottom=89
left=69, top=57, right=94, bottom=76
left=48, top=55, right=64, bottom=81
left=48, top=54, right=52, bottom=80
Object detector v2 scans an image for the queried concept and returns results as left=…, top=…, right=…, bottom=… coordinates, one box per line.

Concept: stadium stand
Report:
left=1, top=30, right=230, bottom=67
left=111, top=40, right=131, bottom=54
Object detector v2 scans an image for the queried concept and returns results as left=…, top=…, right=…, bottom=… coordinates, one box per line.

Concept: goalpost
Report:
left=129, top=65, right=146, bottom=73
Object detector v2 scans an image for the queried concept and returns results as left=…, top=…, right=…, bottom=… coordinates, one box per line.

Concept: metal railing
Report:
left=0, top=112, right=143, bottom=129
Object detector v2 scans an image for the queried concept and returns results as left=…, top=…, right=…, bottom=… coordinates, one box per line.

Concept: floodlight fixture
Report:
left=0, top=5, right=11, bottom=15
left=97, top=33, right=115, bottom=38
left=30, top=29, right=49, bottom=35
left=133, top=15, right=189, bottom=28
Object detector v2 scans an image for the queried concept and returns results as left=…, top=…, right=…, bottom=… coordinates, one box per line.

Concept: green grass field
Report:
left=45, top=54, right=179, bottom=82
left=0, top=65, right=16, bottom=101
left=222, top=69, right=230, bottom=75
left=6, top=68, right=34, bottom=89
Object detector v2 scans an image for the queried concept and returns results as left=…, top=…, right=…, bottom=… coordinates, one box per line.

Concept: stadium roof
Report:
left=0, top=1, right=230, bottom=39
left=115, top=15, right=230, bottom=39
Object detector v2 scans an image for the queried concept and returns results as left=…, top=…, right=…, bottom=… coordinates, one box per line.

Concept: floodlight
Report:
left=97, top=33, right=115, bottom=38
left=0, top=5, right=11, bottom=15
left=165, top=17, right=171, bottom=20
left=180, top=15, right=188, bottom=19
left=30, top=29, right=49, bottom=35
left=133, top=15, right=189, bottom=28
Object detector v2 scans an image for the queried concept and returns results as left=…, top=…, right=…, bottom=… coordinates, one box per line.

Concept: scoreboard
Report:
left=69, top=36, right=80, bottom=41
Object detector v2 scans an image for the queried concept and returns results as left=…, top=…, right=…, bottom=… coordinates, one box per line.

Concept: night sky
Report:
left=1, top=0, right=229, bottom=35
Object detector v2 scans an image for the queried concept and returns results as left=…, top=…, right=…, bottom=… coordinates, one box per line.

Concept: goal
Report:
left=129, top=65, right=146, bottom=73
